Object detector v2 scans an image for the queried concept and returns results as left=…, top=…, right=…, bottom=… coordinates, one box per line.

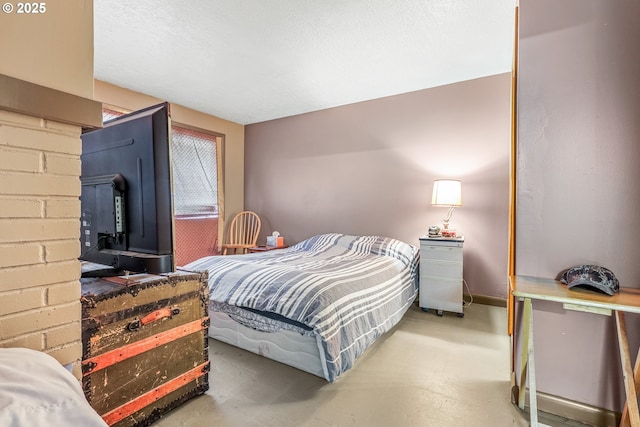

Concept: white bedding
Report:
left=0, top=348, right=107, bottom=427
left=187, top=233, right=419, bottom=381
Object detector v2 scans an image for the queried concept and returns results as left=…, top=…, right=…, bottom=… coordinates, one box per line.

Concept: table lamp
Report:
left=431, top=179, right=462, bottom=235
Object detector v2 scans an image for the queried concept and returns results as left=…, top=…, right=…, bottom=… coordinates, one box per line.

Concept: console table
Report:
left=510, top=275, right=640, bottom=427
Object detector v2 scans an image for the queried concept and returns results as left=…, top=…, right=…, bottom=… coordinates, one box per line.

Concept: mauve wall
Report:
left=516, top=0, right=640, bottom=411
left=245, top=74, right=511, bottom=299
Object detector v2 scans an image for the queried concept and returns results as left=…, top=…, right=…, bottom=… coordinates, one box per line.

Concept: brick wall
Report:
left=0, top=109, right=83, bottom=377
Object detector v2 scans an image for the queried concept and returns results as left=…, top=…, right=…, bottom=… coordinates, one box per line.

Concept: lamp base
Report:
left=441, top=218, right=457, bottom=237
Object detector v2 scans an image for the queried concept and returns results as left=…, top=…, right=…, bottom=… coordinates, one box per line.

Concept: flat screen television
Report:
left=79, top=102, right=175, bottom=276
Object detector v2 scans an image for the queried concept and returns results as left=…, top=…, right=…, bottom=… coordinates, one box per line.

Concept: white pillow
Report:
left=0, top=348, right=107, bottom=427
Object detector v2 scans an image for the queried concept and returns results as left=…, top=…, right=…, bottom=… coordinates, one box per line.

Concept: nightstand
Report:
left=248, top=245, right=288, bottom=253
left=418, top=236, right=464, bottom=317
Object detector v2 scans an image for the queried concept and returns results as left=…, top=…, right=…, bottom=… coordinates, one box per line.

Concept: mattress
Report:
left=208, top=309, right=327, bottom=379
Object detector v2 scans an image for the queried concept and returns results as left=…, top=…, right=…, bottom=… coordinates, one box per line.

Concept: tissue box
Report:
left=266, top=236, right=285, bottom=247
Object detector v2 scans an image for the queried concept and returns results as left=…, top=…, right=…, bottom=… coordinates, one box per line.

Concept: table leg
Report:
left=615, top=311, right=640, bottom=427
left=516, top=298, right=541, bottom=425
left=526, top=298, right=539, bottom=426
left=518, top=298, right=540, bottom=425
left=620, top=347, right=640, bottom=427
left=518, top=298, right=531, bottom=410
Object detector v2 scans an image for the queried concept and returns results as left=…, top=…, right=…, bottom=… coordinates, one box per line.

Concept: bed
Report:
left=0, top=348, right=108, bottom=427
left=184, top=233, right=419, bottom=382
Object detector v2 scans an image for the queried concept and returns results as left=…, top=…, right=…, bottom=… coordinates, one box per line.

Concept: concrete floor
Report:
left=155, top=303, right=590, bottom=427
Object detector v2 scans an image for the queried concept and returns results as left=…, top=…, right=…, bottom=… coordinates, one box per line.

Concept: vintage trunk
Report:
left=81, top=269, right=210, bottom=427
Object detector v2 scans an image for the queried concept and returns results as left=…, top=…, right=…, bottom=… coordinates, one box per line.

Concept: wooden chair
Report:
left=221, top=211, right=261, bottom=255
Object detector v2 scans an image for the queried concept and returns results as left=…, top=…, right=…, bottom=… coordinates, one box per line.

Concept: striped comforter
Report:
left=185, top=233, right=419, bottom=382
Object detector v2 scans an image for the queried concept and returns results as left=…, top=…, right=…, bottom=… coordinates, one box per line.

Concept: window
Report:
left=171, top=125, right=221, bottom=265
left=102, top=108, right=123, bottom=122
left=171, top=126, right=219, bottom=216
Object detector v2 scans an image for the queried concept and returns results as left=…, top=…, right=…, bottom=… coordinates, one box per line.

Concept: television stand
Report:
left=81, top=267, right=127, bottom=278
left=80, top=248, right=174, bottom=276
left=81, top=261, right=127, bottom=278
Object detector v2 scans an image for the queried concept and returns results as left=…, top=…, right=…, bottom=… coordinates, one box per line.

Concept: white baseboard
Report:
left=464, top=293, right=507, bottom=308
left=511, top=385, right=620, bottom=427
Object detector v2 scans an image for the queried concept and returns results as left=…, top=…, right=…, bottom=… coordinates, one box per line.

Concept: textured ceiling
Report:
left=94, top=1, right=515, bottom=125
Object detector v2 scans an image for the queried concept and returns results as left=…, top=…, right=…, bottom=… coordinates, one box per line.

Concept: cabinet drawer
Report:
left=420, top=245, right=463, bottom=262
left=420, top=259, right=463, bottom=280
left=419, top=278, right=462, bottom=313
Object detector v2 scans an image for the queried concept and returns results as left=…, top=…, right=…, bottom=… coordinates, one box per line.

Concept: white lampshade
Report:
left=431, top=180, right=462, bottom=207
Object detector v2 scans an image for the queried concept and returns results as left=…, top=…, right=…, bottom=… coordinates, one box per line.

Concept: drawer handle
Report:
left=127, top=307, right=180, bottom=331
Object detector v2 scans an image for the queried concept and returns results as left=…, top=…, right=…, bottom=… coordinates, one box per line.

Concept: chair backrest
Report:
left=227, top=211, right=261, bottom=246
